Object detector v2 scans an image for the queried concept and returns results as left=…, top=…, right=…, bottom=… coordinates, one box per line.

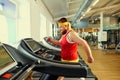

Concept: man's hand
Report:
left=46, top=37, right=51, bottom=42
left=46, top=37, right=60, bottom=46
left=87, top=56, right=94, bottom=63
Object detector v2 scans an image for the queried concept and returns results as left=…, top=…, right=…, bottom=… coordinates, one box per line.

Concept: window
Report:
left=0, top=0, right=17, bottom=44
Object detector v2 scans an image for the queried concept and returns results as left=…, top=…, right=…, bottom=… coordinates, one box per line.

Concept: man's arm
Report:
left=69, top=31, right=94, bottom=63
left=46, top=37, right=61, bottom=46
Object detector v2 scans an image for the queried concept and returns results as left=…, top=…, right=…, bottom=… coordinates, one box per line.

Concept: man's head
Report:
left=58, top=18, right=71, bottom=35
left=58, top=17, right=68, bottom=23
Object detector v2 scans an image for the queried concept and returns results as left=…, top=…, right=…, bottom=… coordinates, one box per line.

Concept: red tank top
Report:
left=60, top=30, right=78, bottom=60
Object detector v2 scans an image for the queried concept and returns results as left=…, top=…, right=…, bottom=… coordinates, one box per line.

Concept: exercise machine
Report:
left=116, top=42, right=120, bottom=54
left=18, top=38, right=98, bottom=80
left=0, top=41, right=97, bottom=80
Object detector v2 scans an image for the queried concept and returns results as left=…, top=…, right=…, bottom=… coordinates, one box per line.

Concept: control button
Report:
left=2, top=73, right=12, bottom=79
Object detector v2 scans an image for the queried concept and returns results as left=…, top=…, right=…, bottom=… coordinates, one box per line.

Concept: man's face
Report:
left=59, top=26, right=67, bottom=35
left=58, top=22, right=69, bottom=35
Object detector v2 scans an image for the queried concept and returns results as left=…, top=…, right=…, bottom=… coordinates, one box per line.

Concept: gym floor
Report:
left=78, top=45, right=120, bottom=80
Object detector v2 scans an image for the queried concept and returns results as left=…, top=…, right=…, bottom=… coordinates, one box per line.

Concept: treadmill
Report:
left=116, top=42, right=120, bottom=53
left=0, top=42, right=88, bottom=80
left=18, top=38, right=98, bottom=80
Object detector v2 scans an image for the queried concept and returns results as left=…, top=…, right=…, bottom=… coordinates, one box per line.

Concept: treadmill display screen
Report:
left=24, top=39, right=41, bottom=52
left=0, top=44, right=17, bottom=75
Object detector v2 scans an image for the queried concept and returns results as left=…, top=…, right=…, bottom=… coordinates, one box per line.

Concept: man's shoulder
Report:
left=69, top=30, right=77, bottom=35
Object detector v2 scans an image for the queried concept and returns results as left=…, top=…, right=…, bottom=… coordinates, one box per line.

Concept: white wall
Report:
left=12, top=0, right=54, bottom=42
left=30, top=0, right=53, bottom=42
left=30, top=0, right=40, bottom=41
left=17, top=0, right=31, bottom=41
left=40, top=13, right=47, bottom=41
left=46, top=20, right=52, bottom=36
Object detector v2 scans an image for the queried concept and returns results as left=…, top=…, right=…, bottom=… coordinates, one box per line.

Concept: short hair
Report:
left=58, top=17, right=68, bottom=23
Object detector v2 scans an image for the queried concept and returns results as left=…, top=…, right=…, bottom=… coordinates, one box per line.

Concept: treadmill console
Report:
left=22, top=38, right=60, bottom=60
left=23, top=39, right=41, bottom=53
left=0, top=43, right=35, bottom=80
left=0, top=43, right=17, bottom=76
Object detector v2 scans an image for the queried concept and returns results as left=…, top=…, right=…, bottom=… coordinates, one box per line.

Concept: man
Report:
left=47, top=18, right=94, bottom=80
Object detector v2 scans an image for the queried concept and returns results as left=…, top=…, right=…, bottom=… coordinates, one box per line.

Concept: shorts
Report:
left=61, top=58, right=79, bottom=62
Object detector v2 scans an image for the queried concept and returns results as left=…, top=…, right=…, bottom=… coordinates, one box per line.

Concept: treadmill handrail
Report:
left=33, top=63, right=87, bottom=77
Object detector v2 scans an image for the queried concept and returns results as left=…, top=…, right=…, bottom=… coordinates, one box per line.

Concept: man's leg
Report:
left=57, top=76, right=64, bottom=80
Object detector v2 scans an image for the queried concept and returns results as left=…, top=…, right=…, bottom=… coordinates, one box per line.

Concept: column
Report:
left=98, top=12, right=104, bottom=49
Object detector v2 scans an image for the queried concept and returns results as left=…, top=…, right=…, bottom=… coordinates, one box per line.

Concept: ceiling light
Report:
left=86, top=7, right=91, bottom=13
left=92, top=0, right=99, bottom=6
left=80, top=16, right=83, bottom=20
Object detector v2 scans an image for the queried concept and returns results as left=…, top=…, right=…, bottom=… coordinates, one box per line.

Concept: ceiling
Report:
left=41, top=0, right=85, bottom=21
left=41, top=0, right=120, bottom=23
left=84, top=0, right=120, bottom=19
